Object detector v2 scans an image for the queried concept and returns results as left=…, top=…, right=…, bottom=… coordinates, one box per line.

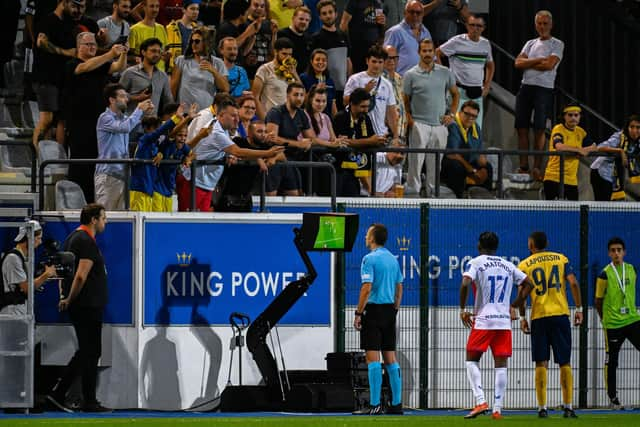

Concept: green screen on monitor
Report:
left=313, top=215, right=346, bottom=250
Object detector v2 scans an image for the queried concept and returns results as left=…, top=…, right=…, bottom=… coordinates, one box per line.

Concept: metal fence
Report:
left=337, top=199, right=640, bottom=410
left=38, top=158, right=337, bottom=212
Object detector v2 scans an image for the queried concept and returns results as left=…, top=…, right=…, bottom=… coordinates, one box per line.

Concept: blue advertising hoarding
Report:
left=143, top=220, right=332, bottom=326
left=344, top=204, right=582, bottom=307
left=34, top=220, right=135, bottom=325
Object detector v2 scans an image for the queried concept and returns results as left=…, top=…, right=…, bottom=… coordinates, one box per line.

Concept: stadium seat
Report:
left=3, top=60, right=24, bottom=97
left=0, top=99, right=17, bottom=128
left=485, top=147, right=512, bottom=182
left=55, top=180, right=87, bottom=210
left=0, top=140, right=33, bottom=176
left=467, top=186, right=495, bottom=199
left=21, top=101, right=38, bottom=129
left=430, top=184, right=456, bottom=199
left=38, top=139, right=68, bottom=177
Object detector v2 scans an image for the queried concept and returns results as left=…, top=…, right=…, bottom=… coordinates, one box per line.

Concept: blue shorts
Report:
left=514, top=84, right=554, bottom=130
left=530, top=315, right=571, bottom=365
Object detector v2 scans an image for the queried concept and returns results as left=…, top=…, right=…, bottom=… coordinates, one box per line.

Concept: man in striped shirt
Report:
left=436, top=14, right=494, bottom=127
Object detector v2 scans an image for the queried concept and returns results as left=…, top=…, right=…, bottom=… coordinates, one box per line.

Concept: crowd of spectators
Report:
left=13, top=0, right=640, bottom=210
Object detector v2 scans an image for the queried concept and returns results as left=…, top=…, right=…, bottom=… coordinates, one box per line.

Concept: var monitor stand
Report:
left=219, top=212, right=359, bottom=412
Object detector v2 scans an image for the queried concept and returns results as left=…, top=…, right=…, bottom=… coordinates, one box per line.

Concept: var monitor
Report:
left=301, top=212, right=359, bottom=252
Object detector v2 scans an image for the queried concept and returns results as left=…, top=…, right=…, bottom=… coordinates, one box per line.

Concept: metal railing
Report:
left=0, top=140, right=37, bottom=192
left=39, top=158, right=224, bottom=211
left=258, top=161, right=337, bottom=212
left=38, top=158, right=338, bottom=212
left=365, top=147, right=621, bottom=198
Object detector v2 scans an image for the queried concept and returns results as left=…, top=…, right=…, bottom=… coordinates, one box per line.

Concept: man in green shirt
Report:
left=595, top=237, right=640, bottom=410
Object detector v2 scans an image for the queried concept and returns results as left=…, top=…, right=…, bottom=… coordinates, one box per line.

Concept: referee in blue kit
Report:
left=353, top=223, right=404, bottom=415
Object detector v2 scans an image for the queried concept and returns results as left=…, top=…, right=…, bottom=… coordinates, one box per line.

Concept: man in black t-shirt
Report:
left=221, top=121, right=285, bottom=205
left=276, top=6, right=312, bottom=75
left=311, top=0, right=351, bottom=107
left=339, top=0, right=385, bottom=73
left=265, top=82, right=316, bottom=195
left=47, top=203, right=110, bottom=413
left=240, top=0, right=277, bottom=79
left=64, top=32, right=128, bottom=202
left=31, top=0, right=86, bottom=148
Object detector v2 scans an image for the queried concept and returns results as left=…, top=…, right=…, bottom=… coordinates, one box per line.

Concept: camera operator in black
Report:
left=46, top=203, right=110, bottom=413
left=1, top=220, right=56, bottom=316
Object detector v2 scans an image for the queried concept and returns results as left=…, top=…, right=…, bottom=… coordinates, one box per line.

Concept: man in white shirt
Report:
left=186, top=95, right=284, bottom=211
left=436, top=14, right=494, bottom=127
left=344, top=45, right=399, bottom=143
left=514, top=10, right=564, bottom=180
left=460, top=231, right=532, bottom=420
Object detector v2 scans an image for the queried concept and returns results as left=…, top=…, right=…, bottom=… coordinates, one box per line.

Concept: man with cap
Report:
left=1, top=221, right=55, bottom=316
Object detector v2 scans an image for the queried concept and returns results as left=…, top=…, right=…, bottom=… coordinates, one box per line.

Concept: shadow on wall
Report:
left=139, top=307, right=182, bottom=410
left=188, top=303, right=223, bottom=410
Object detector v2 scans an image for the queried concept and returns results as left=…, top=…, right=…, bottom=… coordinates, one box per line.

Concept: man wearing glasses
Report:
left=383, top=1, right=431, bottom=76
left=64, top=32, right=129, bottom=203
left=436, top=14, right=494, bottom=127
left=440, top=100, right=492, bottom=198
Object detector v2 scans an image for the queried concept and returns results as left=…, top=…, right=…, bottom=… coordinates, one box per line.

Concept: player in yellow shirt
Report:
left=543, top=104, right=596, bottom=200
left=516, top=231, right=583, bottom=418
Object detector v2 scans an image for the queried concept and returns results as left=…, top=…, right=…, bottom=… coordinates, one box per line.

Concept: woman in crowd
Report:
left=304, top=86, right=341, bottom=147
left=591, top=114, right=640, bottom=201
left=236, top=94, right=259, bottom=139
left=170, top=28, right=230, bottom=110
left=300, top=49, right=337, bottom=116
left=304, top=85, right=347, bottom=195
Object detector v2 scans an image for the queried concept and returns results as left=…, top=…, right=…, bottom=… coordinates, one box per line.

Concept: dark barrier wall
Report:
left=488, top=0, right=640, bottom=141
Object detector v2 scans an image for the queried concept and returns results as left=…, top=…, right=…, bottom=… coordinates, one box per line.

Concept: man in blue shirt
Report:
left=354, top=223, right=404, bottom=415
left=383, top=1, right=431, bottom=76
left=96, top=83, right=154, bottom=210
left=440, top=100, right=492, bottom=198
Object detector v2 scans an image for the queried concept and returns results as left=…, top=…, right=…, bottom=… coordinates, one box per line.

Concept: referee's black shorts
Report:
left=360, top=303, right=397, bottom=351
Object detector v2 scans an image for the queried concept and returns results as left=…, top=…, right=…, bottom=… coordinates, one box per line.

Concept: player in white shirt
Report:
left=459, top=231, right=533, bottom=419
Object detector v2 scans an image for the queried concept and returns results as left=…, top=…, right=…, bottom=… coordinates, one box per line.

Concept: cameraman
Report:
left=47, top=204, right=110, bottom=413
left=1, top=220, right=56, bottom=316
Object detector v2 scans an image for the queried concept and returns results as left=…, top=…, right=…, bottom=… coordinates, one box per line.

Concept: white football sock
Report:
left=466, top=361, right=485, bottom=405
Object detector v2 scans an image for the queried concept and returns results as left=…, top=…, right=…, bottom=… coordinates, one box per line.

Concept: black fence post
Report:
left=579, top=204, right=589, bottom=408
left=420, top=202, right=430, bottom=409
left=335, top=202, right=347, bottom=353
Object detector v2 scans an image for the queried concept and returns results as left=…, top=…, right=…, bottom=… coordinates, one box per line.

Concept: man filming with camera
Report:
left=1, top=220, right=56, bottom=316
left=47, top=203, right=111, bottom=413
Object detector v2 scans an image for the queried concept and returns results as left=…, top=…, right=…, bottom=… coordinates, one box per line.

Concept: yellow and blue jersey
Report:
left=544, top=124, right=591, bottom=185
left=518, top=251, right=575, bottom=320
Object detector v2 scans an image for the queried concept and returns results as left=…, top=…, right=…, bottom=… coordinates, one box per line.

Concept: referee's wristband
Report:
left=520, top=316, right=527, bottom=321
left=355, top=311, right=363, bottom=316
left=575, top=306, right=583, bottom=313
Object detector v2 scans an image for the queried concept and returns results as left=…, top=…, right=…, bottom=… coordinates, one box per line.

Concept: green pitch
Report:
left=2, top=413, right=640, bottom=427
left=313, top=215, right=346, bottom=249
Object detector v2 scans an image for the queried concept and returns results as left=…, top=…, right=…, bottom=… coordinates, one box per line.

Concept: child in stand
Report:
left=130, top=104, right=189, bottom=211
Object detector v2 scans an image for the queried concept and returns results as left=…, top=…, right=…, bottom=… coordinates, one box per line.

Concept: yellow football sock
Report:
left=560, top=365, right=573, bottom=406
left=535, top=366, right=547, bottom=408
